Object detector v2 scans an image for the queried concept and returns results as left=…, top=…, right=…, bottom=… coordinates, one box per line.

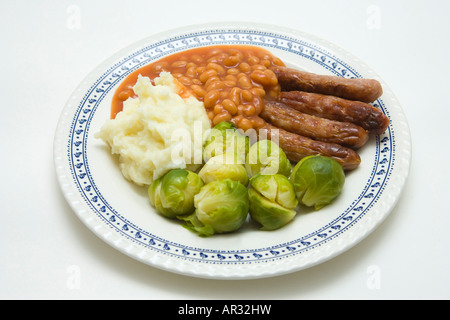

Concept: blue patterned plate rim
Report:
left=54, top=22, right=411, bottom=279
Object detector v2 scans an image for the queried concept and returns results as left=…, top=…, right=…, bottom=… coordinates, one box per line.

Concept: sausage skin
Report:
left=280, top=91, right=390, bottom=135
left=261, top=99, right=369, bottom=148
left=258, top=122, right=361, bottom=170
left=272, top=66, right=383, bottom=103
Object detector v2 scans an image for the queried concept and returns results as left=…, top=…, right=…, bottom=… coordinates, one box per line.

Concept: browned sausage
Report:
left=258, top=122, right=361, bottom=170
left=272, top=66, right=383, bottom=103
left=261, top=99, right=369, bottom=148
left=280, top=91, right=390, bottom=135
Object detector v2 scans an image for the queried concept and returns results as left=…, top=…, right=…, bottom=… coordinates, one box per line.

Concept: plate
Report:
left=54, top=22, right=411, bottom=279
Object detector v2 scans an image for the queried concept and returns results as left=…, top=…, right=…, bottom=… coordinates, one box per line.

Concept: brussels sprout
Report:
left=198, top=152, right=249, bottom=186
left=148, top=177, right=163, bottom=210
left=203, top=121, right=249, bottom=162
left=245, top=139, right=291, bottom=177
left=290, top=155, right=345, bottom=210
left=179, top=179, right=249, bottom=237
left=248, top=174, right=298, bottom=230
left=148, top=169, right=204, bottom=218
left=213, top=121, right=235, bottom=132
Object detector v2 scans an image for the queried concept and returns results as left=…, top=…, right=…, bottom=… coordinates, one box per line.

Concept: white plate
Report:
left=54, top=22, right=411, bottom=279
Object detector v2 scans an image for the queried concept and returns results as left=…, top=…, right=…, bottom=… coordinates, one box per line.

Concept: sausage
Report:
left=258, top=122, right=361, bottom=170
left=261, top=99, right=369, bottom=148
left=280, top=91, right=390, bottom=135
left=271, top=66, right=383, bottom=103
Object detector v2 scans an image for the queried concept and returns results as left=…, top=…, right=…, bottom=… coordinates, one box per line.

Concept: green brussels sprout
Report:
left=203, top=121, right=249, bottom=163
left=179, top=179, right=249, bottom=237
left=245, top=139, right=292, bottom=177
left=213, top=121, right=235, bottom=132
left=290, top=155, right=345, bottom=210
left=148, top=169, right=204, bottom=218
left=198, top=152, right=249, bottom=186
left=248, top=174, right=298, bottom=230
left=148, top=177, right=163, bottom=210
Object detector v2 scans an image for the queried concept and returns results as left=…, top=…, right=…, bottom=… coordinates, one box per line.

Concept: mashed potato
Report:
left=95, top=72, right=211, bottom=186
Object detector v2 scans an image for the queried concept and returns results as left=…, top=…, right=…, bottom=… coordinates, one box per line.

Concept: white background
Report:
left=2, top=0, right=449, bottom=300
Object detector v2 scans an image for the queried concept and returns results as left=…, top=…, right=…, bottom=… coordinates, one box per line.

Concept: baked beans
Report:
left=112, top=45, right=285, bottom=130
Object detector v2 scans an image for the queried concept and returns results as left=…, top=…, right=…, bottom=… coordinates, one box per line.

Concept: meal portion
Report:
left=98, top=44, right=390, bottom=236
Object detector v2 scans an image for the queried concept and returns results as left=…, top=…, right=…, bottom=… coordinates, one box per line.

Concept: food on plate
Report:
left=248, top=174, right=298, bottom=230
left=272, top=66, right=383, bottom=103
left=202, top=121, right=249, bottom=163
left=148, top=169, right=204, bottom=218
left=245, top=139, right=292, bottom=177
left=96, top=72, right=211, bottom=186
left=179, top=179, right=249, bottom=237
left=280, top=91, right=390, bottom=135
left=257, top=123, right=361, bottom=170
left=101, top=44, right=391, bottom=236
left=198, top=152, right=249, bottom=186
left=290, top=155, right=345, bottom=210
left=260, top=99, right=369, bottom=148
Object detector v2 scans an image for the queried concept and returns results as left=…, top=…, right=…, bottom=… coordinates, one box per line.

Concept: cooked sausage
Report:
left=280, top=91, right=390, bottom=135
left=261, top=99, right=369, bottom=148
left=272, top=66, right=383, bottom=103
left=258, top=122, right=361, bottom=170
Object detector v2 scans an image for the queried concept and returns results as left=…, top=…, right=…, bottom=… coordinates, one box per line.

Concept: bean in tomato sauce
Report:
left=112, top=45, right=285, bottom=131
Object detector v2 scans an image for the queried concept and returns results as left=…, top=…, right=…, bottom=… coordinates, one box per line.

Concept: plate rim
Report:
left=53, top=21, right=412, bottom=279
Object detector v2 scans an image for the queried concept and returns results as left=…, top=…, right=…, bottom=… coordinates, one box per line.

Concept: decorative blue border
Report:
left=67, top=29, right=394, bottom=264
